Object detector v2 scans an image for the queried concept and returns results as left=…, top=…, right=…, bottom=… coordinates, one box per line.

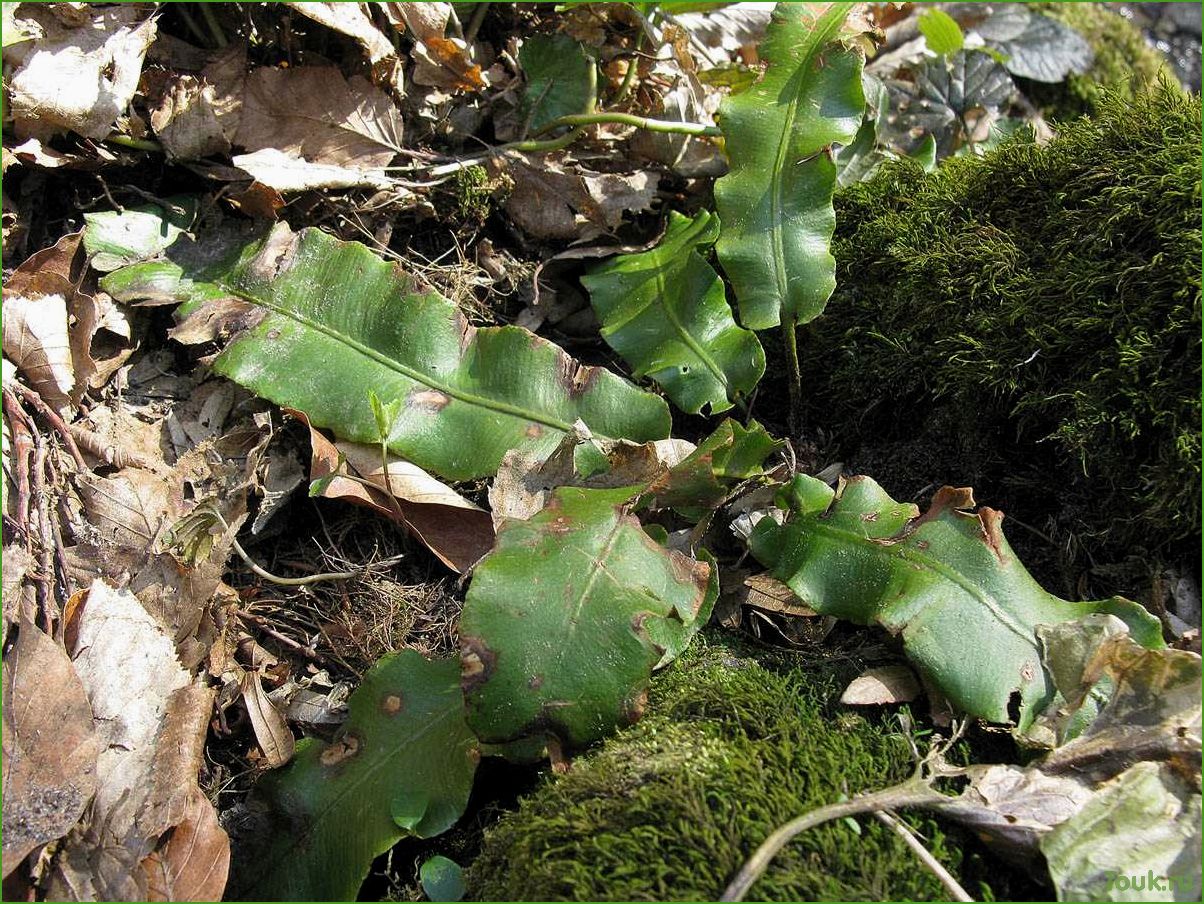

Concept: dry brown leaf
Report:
left=7, top=230, right=134, bottom=398
left=240, top=668, right=295, bottom=769
left=298, top=410, right=494, bottom=572
left=739, top=572, right=817, bottom=617
left=2, top=292, right=75, bottom=412
left=233, top=66, right=403, bottom=169
left=498, top=153, right=658, bottom=241
left=288, top=2, right=395, bottom=62
left=6, top=137, right=126, bottom=170
left=1, top=546, right=37, bottom=640
left=149, top=75, right=230, bottom=160
left=1, top=619, right=100, bottom=877
left=47, top=580, right=222, bottom=900
left=70, top=580, right=193, bottom=833
left=377, top=1, right=486, bottom=91
left=225, top=181, right=284, bottom=220
left=7, top=5, right=157, bottom=141
left=141, top=787, right=230, bottom=903
left=840, top=664, right=923, bottom=706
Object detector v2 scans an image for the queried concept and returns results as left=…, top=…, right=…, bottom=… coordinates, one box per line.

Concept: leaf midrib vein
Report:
left=797, top=518, right=1036, bottom=645
left=766, top=4, right=853, bottom=316
left=219, top=282, right=581, bottom=436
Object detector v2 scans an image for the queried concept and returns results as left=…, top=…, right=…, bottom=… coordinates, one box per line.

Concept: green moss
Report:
left=467, top=636, right=989, bottom=902
left=447, top=164, right=511, bottom=229
left=1028, top=3, right=1180, bottom=121
left=804, top=84, right=1201, bottom=580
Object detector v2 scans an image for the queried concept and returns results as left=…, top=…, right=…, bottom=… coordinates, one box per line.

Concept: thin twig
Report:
left=2, top=388, right=34, bottom=531
left=874, top=810, right=974, bottom=902
left=782, top=321, right=803, bottom=436
left=31, top=442, right=59, bottom=632
left=215, top=507, right=404, bottom=587
left=720, top=783, right=945, bottom=901
left=723, top=725, right=970, bottom=901
left=236, top=609, right=325, bottom=662
left=9, top=383, right=87, bottom=471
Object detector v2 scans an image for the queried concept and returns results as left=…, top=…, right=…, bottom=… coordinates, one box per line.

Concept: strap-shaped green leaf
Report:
left=460, top=485, right=718, bottom=749
left=96, top=217, right=672, bottom=481
left=714, top=2, right=866, bottom=330
left=581, top=211, right=765, bottom=415
left=237, top=651, right=478, bottom=901
left=750, top=475, right=1164, bottom=730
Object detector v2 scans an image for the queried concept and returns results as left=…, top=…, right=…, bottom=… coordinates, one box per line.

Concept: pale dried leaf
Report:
left=233, top=66, right=403, bottom=169
left=378, top=1, right=450, bottom=42
left=70, top=580, right=192, bottom=840
left=8, top=5, right=156, bottom=140
left=232, top=149, right=395, bottom=192
left=8, top=137, right=123, bottom=170
left=2, top=619, right=100, bottom=877
left=6, top=229, right=126, bottom=399
left=241, top=669, right=295, bottom=769
left=840, top=664, right=922, bottom=705
left=142, top=787, right=230, bottom=903
left=673, top=3, right=775, bottom=53
left=2, top=292, right=75, bottom=412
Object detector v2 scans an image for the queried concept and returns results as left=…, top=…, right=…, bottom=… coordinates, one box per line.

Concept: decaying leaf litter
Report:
left=1, top=2, right=1199, bottom=902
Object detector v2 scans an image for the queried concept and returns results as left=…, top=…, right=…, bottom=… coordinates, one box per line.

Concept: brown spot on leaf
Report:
left=1020, top=660, right=1036, bottom=683
left=320, top=733, right=360, bottom=766
left=459, top=636, right=497, bottom=693
left=528, top=674, right=543, bottom=690
left=861, top=511, right=879, bottom=523
left=382, top=694, right=403, bottom=715
left=407, top=388, right=451, bottom=413
left=916, top=540, right=930, bottom=551
left=557, top=355, right=601, bottom=398
left=979, top=508, right=1009, bottom=564
left=525, top=423, right=543, bottom=439
left=249, top=223, right=300, bottom=282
